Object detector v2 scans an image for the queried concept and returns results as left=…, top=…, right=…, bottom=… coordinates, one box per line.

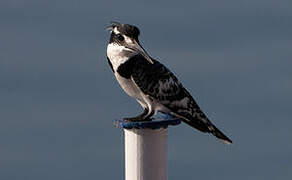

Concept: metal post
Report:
left=125, top=128, right=167, bottom=180
left=114, top=117, right=181, bottom=180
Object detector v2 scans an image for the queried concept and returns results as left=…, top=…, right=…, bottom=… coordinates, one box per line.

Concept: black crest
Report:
left=109, top=22, right=140, bottom=40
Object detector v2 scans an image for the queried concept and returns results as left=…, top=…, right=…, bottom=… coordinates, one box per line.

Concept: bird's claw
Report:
left=124, top=117, right=153, bottom=122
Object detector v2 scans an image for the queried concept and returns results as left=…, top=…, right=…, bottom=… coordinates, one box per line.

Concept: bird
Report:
left=106, top=22, right=232, bottom=144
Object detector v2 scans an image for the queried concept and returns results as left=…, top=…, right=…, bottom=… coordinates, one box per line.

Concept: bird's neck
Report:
left=107, top=43, right=137, bottom=71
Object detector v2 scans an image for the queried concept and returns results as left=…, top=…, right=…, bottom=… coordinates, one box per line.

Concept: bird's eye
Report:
left=117, top=34, right=124, bottom=41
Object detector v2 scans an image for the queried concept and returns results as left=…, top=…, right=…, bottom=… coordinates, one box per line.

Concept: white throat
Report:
left=107, top=43, right=136, bottom=71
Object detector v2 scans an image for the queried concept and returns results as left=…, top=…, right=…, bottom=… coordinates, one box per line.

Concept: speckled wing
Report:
left=131, top=55, right=232, bottom=144
left=131, top=55, right=210, bottom=131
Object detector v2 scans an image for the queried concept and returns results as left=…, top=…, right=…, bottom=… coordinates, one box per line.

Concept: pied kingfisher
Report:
left=106, top=22, right=232, bottom=144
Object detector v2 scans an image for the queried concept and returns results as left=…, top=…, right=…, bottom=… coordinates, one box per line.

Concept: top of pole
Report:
left=114, top=114, right=181, bottom=130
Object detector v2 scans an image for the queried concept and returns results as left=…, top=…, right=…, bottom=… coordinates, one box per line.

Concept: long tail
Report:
left=181, top=118, right=232, bottom=144
left=208, top=123, right=232, bottom=144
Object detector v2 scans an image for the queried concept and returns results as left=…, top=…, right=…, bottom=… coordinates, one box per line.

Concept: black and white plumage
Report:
left=106, top=22, right=232, bottom=144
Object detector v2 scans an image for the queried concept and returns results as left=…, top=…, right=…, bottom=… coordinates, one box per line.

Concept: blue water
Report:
left=1, top=0, right=292, bottom=179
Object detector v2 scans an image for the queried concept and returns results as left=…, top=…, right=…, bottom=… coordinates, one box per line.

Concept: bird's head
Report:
left=107, top=22, right=153, bottom=64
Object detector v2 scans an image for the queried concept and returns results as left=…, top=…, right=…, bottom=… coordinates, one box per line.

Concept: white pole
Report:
left=124, top=128, right=168, bottom=180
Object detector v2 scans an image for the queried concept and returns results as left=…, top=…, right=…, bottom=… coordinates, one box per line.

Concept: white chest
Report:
left=115, top=73, right=144, bottom=101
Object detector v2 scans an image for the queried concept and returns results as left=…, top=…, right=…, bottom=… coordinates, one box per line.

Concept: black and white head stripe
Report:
left=108, top=22, right=140, bottom=40
left=107, top=21, right=154, bottom=64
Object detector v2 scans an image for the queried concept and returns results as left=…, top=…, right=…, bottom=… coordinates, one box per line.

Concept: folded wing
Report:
left=131, top=54, right=232, bottom=144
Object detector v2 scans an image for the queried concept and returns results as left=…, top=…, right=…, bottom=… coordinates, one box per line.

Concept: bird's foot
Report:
left=124, top=116, right=153, bottom=122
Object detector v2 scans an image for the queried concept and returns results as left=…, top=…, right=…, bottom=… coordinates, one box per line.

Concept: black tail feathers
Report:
left=209, top=124, right=232, bottom=144
left=182, top=119, right=232, bottom=144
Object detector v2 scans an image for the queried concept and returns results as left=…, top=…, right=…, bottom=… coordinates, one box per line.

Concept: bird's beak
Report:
left=127, top=40, right=154, bottom=64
